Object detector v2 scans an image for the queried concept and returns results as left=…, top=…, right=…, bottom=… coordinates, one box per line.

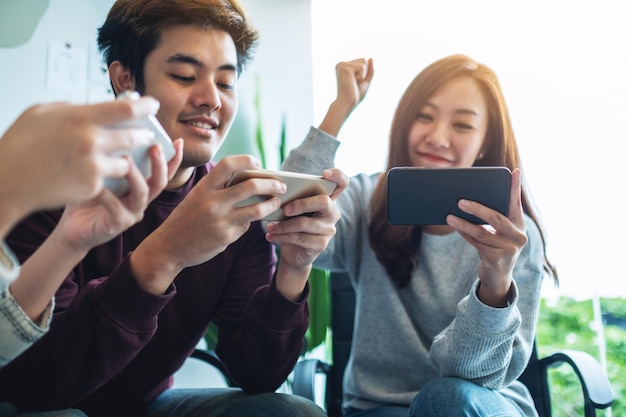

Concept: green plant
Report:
left=537, top=297, right=625, bottom=417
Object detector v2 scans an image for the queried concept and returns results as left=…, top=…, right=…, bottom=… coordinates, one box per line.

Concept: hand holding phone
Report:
left=386, top=167, right=511, bottom=225
left=226, top=169, right=338, bottom=221
left=104, top=91, right=176, bottom=196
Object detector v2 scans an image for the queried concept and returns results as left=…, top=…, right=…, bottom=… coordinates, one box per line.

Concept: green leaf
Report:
left=304, top=267, right=330, bottom=352
left=253, top=74, right=266, bottom=168
left=279, top=112, right=287, bottom=165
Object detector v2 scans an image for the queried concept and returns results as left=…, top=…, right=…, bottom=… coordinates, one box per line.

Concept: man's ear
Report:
left=108, top=61, right=136, bottom=95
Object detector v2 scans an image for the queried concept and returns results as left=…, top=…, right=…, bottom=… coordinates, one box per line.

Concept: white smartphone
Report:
left=226, top=169, right=337, bottom=221
left=104, top=91, right=176, bottom=196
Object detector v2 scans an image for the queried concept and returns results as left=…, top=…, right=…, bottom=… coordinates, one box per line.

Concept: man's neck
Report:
left=166, top=166, right=195, bottom=190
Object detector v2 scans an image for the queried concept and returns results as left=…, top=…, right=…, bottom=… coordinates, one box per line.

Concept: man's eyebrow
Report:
left=423, top=102, right=481, bottom=117
left=166, top=54, right=237, bottom=72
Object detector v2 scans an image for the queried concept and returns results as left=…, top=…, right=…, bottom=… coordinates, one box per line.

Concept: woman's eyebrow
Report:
left=455, top=109, right=481, bottom=117
left=422, top=102, right=481, bottom=117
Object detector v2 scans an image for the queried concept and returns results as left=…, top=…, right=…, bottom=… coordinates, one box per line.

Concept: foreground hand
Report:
left=0, top=98, right=165, bottom=215
left=58, top=141, right=177, bottom=251
left=446, top=168, right=528, bottom=307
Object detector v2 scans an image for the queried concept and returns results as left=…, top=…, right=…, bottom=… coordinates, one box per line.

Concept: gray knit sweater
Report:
left=283, top=127, right=544, bottom=416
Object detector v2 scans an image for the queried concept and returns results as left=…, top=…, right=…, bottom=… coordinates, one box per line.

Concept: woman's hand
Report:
left=446, top=168, right=528, bottom=307
left=318, top=58, right=375, bottom=137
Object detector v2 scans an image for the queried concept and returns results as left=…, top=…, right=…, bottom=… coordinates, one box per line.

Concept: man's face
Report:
left=142, top=25, right=239, bottom=168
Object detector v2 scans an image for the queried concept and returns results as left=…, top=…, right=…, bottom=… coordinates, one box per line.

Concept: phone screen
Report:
left=386, top=167, right=511, bottom=225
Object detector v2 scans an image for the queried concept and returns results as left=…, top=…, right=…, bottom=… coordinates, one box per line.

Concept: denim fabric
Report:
left=344, top=405, right=409, bottom=417
left=139, top=388, right=326, bottom=417
left=0, top=403, right=86, bottom=417
left=409, top=378, right=525, bottom=417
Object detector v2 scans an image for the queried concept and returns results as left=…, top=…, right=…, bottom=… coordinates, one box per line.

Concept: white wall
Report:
left=216, top=0, right=314, bottom=168
left=310, top=0, right=626, bottom=300
left=0, top=0, right=314, bottom=170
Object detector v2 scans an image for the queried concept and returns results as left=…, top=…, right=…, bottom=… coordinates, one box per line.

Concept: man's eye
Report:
left=218, top=81, right=235, bottom=91
left=172, top=74, right=194, bottom=83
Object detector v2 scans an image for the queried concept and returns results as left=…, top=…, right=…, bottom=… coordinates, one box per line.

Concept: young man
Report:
left=0, top=1, right=346, bottom=416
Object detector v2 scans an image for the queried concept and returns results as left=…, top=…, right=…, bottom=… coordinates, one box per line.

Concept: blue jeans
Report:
left=408, top=378, right=525, bottom=417
left=0, top=403, right=86, bottom=417
left=139, top=388, right=326, bottom=417
left=343, top=378, right=526, bottom=417
left=344, top=405, right=409, bottom=416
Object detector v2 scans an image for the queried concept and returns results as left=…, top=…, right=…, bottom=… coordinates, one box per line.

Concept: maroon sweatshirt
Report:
left=0, top=163, right=309, bottom=416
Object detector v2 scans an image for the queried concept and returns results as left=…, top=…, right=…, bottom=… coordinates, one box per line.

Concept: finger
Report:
left=235, top=196, right=283, bottom=222
left=86, top=96, right=160, bottom=127
left=98, top=187, right=138, bottom=231
left=227, top=176, right=286, bottom=207
left=283, top=194, right=336, bottom=220
left=98, top=126, right=155, bottom=155
left=321, top=168, right=349, bottom=200
left=507, top=168, right=524, bottom=226
left=267, top=213, right=336, bottom=237
left=121, top=155, right=150, bottom=209
left=145, top=144, right=169, bottom=202
left=353, top=58, right=370, bottom=81
left=366, top=58, right=374, bottom=81
left=166, top=138, right=184, bottom=181
left=97, top=153, right=132, bottom=179
left=447, top=214, right=500, bottom=248
left=267, top=230, right=327, bottom=250
left=207, top=154, right=262, bottom=189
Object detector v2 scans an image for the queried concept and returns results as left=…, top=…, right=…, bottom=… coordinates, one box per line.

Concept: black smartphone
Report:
left=386, top=167, right=511, bottom=225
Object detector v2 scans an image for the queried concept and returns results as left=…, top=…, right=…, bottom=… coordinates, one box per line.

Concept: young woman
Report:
left=283, top=55, right=557, bottom=417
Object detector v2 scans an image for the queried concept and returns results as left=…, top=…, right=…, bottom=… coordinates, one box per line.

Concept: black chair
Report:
left=190, top=348, right=238, bottom=387
left=292, top=272, right=615, bottom=417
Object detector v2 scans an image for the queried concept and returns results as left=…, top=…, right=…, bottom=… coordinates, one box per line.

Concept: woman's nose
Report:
left=425, top=122, right=450, bottom=148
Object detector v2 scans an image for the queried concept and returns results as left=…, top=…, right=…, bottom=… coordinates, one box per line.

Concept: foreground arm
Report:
left=0, top=98, right=180, bottom=369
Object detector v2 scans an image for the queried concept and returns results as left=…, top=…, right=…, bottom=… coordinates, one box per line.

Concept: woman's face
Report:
left=407, top=76, right=489, bottom=168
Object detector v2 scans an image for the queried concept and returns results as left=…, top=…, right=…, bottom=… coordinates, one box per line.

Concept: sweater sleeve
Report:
left=429, top=217, right=545, bottom=389
left=281, top=126, right=340, bottom=174
left=0, top=240, right=53, bottom=369
left=0, top=288, right=52, bottom=368
left=212, top=221, right=310, bottom=393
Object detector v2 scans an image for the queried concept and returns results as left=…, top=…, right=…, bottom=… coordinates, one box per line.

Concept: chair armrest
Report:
left=293, top=358, right=331, bottom=401
left=191, top=349, right=238, bottom=387
left=540, top=349, right=615, bottom=410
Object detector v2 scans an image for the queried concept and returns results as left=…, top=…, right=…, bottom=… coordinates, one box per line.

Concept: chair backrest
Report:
left=327, top=271, right=548, bottom=417
left=327, top=271, right=356, bottom=417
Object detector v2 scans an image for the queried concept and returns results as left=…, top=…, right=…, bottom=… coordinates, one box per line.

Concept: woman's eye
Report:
left=416, top=113, right=432, bottom=122
left=455, top=123, right=474, bottom=130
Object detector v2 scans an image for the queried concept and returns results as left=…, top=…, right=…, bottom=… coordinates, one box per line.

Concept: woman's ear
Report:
left=108, top=61, right=135, bottom=96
